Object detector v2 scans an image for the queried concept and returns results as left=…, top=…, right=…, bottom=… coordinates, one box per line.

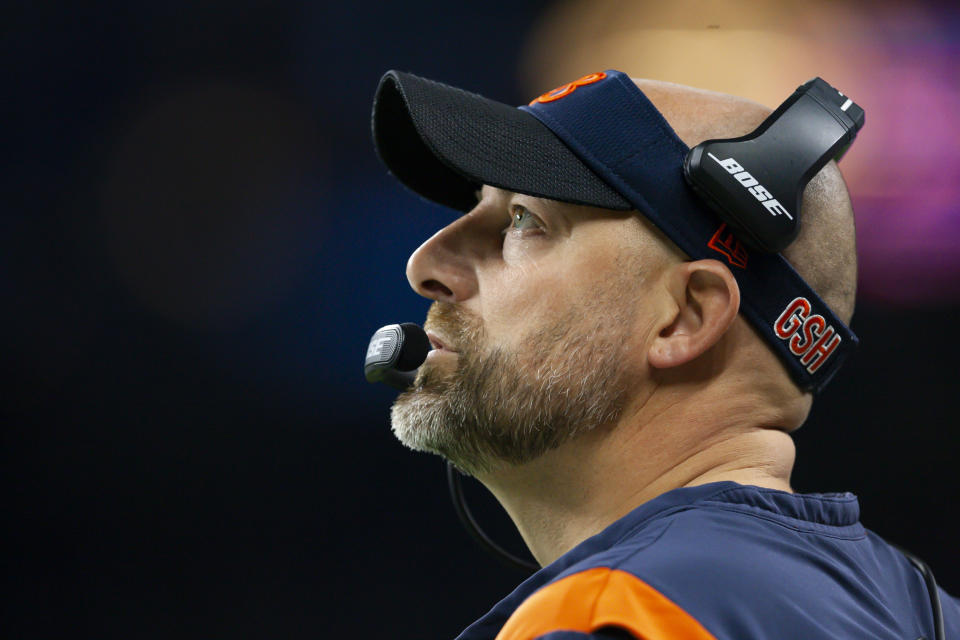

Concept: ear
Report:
left=648, top=259, right=741, bottom=369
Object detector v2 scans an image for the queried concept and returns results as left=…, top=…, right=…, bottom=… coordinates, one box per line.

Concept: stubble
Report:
left=390, top=286, right=639, bottom=476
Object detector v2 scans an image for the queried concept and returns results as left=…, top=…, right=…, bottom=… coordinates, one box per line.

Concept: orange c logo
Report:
left=529, top=72, right=607, bottom=105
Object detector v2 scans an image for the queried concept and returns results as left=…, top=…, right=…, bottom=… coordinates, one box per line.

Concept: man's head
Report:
left=378, top=73, right=857, bottom=477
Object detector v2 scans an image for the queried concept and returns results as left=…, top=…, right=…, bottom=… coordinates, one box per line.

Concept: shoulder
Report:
left=497, top=495, right=863, bottom=640
left=496, top=508, right=745, bottom=640
left=495, top=565, right=717, bottom=640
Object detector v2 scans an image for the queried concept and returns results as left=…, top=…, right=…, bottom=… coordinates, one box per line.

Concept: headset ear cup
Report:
left=683, top=78, right=862, bottom=254
left=684, top=141, right=799, bottom=253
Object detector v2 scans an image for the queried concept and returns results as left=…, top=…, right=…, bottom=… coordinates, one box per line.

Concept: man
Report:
left=370, top=70, right=959, bottom=639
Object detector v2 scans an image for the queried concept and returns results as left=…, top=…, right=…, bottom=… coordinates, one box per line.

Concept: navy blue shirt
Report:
left=456, top=482, right=959, bottom=640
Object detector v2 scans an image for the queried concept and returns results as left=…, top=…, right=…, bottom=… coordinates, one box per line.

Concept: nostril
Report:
left=421, top=279, right=454, bottom=299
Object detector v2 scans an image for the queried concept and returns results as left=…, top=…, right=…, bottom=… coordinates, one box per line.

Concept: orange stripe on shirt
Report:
left=495, top=567, right=717, bottom=640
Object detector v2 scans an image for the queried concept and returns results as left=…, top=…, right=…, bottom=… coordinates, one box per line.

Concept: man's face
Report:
left=390, top=186, right=670, bottom=476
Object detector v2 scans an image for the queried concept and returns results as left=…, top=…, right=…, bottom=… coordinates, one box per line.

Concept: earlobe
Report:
left=648, top=260, right=741, bottom=370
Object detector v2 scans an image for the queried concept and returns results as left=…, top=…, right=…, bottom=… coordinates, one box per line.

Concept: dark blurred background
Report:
left=3, top=1, right=958, bottom=638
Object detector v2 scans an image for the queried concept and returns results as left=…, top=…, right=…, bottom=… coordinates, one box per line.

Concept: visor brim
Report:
left=371, top=70, right=631, bottom=212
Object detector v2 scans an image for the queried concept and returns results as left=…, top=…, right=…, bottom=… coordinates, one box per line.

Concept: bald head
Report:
left=634, top=78, right=858, bottom=324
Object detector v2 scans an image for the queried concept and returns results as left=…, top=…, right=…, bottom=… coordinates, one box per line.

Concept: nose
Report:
left=405, top=214, right=483, bottom=303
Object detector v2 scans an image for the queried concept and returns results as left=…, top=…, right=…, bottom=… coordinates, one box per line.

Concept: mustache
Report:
left=423, top=302, right=483, bottom=350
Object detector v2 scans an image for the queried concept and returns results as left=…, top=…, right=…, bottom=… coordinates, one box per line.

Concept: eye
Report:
left=505, top=204, right=544, bottom=233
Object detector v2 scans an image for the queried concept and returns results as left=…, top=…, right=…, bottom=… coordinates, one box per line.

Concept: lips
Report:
left=426, top=331, right=457, bottom=353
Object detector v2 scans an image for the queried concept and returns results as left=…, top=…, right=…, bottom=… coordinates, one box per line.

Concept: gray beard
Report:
left=390, top=301, right=635, bottom=477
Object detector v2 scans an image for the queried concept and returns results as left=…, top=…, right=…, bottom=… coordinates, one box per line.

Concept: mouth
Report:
left=426, top=331, right=457, bottom=354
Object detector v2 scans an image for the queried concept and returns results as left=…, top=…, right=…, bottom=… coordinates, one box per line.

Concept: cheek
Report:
left=478, top=223, right=652, bottom=349
left=479, top=268, right=570, bottom=347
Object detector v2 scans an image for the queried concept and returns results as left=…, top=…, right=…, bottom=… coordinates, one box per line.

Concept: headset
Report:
left=684, top=77, right=864, bottom=253
left=363, top=79, right=945, bottom=639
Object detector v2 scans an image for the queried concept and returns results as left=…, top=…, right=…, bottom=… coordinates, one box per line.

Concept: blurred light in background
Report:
left=98, top=83, right=325, bottom=328
left=520, top=0, right=960, bottom=306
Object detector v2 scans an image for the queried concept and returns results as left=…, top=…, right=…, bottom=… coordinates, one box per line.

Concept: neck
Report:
left=474, top=380, right=800, bottom=567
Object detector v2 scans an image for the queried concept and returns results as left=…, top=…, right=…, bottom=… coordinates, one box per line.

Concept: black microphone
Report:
left=364, top=323, right=430, bottom=390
